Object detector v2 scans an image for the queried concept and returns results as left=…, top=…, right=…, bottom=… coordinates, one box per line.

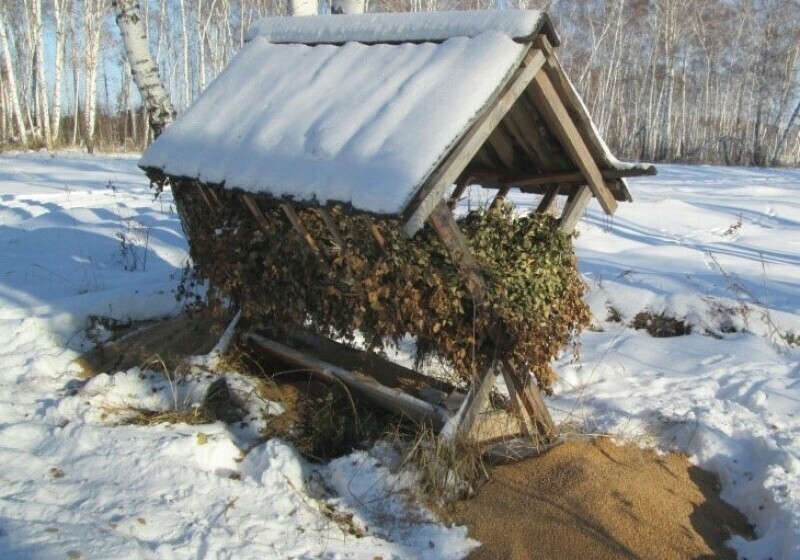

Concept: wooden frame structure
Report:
left=141, top=11, right=655, bottom=448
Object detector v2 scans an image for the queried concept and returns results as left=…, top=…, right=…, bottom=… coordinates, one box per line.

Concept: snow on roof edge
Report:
left=246, top=10, right=560, bottom=47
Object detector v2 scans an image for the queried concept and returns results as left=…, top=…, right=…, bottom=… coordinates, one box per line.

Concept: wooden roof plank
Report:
left=529, top=69, right=618, bottom=215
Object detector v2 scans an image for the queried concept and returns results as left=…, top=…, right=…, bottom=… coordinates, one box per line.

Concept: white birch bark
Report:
left=0, top=12, right=27, bottom=145
left=51, top=0, right=68, bottom=143
left=28, top=0, right=50, bottom=144
left=113, top=0, right=176, bottom=138
left=331, top=0, right=365, bottom=14
left=179, top=0, right=190, bottom=108
left=287, top=0, right=317, bottom=16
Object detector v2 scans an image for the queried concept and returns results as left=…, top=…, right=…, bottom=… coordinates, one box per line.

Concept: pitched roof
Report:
left=140, top=10, right=654, bottom=234
left=140, top=29, right=527, bottom=215
left=245, top=9, right=559, bottom=45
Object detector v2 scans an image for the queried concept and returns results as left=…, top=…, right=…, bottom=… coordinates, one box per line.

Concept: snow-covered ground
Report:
left=0, top=152, right=798, bottom=559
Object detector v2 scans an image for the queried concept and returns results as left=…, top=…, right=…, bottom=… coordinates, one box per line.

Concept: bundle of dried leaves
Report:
left=171, top=181, right=590, bottom=392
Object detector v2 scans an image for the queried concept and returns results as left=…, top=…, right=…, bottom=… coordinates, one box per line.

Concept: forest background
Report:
left=1, top=0, right=799, bottom=167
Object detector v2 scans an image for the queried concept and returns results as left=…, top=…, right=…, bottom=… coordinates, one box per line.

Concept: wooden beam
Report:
left=447, top=175, right=471, bottom=210
left=427, top=201, right=556, bottom=444
left=536, top=185, right=561, bottom=215
left=558, top=184, right=592, bottom=233
left=196, top=183, right=215, bottom=212
left=205, top=185, right=222, bottom=207
left=403, top=48, right=547, bottom=236
left=426, top=201, right=487, bottom=305
left=501, top=359, right=556, bottom=440
left=453, top=364, right=498, bottom=440
left=315, top=208, right=346, bottom=251
left=242, top=194, right=271, bottom=233
left=529, top=70, right=618, bottom=215
left=367, top=219, right=387, bottom=253
left=280, top=203, right=324, bottom=257
left=469, top=168, right=649, bottom=189
left=489, top=186, right=511, bottom=211
left=247, top=333, right=450, bottom=428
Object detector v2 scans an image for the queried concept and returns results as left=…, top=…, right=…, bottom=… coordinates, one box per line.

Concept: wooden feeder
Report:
left=140, top=10, right=655, bottom=448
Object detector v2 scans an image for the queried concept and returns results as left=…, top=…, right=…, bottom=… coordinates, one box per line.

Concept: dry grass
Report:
left=391, top=427, right=489, bottom=504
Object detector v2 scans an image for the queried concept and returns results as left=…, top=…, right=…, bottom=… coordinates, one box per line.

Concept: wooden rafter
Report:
left=280, top=203, right=324, bottom=258
left=315, top=208, right=346, bottom=251
left=529, top=69, right=618, bottom=215
left=403, top=47, right=547, bottom=235
left=242, top=194, right=271, bottom=232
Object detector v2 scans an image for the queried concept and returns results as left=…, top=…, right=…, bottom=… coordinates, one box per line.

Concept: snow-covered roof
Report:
left=246, top=10, right=559, bottom=46
left=140, top=22, right=527, bottom=215
left=141, top=10, right=652, bottom=229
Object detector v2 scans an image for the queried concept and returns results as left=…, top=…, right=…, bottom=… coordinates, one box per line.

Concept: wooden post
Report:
left=427, top=201, right=556, bottom=443
left=559, top=184, right=592, bottom=233
left=536, top=185, right=561, bottom=215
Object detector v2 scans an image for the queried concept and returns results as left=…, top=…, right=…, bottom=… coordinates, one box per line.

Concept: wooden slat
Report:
left=486, top=127, right=517, bottom=170
left=315, top=208, right=346, bottom=251
left=368, top=219, right=387, bottom=253
left=242, top=194, right=271, bottom=232
left=403, top=48, right=547, bottom=236
left=196, top=183, right=215, bottom=212
left=536, top=185, right=561, bottom=215
left=426, top=201, right=488, bottom=306
left=501, top=99, right=557, bottom=170
left=558, top=184, right=592, bottom=233
left=471, top=410, right=523, bottom=443
left=279, top=203, right=323, bottom=257
left=453, top=365, right=497, bottom=440
left=529, top=64, right=618, bottom=214
left=489, top=186, right=511, bottom=211
left=247, top=333, right=451, bottom=428
left=469, top=168, right=649, bottom=189
left=206, top=185, right=222, bottom=207
left=447, top=176, right=471, bottom=210
left=501, top=359, right=556, bottom=440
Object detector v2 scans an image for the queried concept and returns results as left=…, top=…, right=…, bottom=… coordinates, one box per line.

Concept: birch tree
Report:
left=287, top=0, right=317, bottom=16
left=0, top=10, right=26, bottom=144
left=50, top=0, right=69, bottom=143
left=113, top=0, right=175, bottom=137
left=332, top=0, right=365, bottom=14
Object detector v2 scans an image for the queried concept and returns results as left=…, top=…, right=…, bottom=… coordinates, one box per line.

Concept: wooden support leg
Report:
left=427, top=200, right=557, bottom=444
left=451, top=364, right=497, bottom=440
left=501, top=359, right=556, bottom=442
left=559, top=184, right=592, bottom=233
left=536, top=184, right=561, bottom=216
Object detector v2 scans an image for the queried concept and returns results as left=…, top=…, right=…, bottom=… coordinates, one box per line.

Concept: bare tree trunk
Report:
left=28, top=0, right=50, bottom=145
left=51, top=0, right=69, bottom=144
left=113, top=0, right=176, bottom=138
left=287, top=0, right=317, bottom=16
left=332, top=0, right=365, bottom=13
left=0, top=12, right=27, bottom=145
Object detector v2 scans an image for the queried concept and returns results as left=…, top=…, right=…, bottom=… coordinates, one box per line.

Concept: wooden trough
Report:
left=140, top=10, right=655, bottom=447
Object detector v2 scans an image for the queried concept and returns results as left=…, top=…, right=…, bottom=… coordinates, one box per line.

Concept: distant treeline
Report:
left=1, top=0, right=799, bottom=166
